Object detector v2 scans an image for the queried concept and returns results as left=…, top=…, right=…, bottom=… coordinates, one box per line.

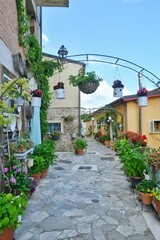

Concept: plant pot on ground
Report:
left=152, top=188, right=160, bottom=216
left=136, top=179, right=156, bottom=205
left=74, top=138, right=88, bottom=155
left=0, top=193, right=28, bottom=240
left=29, top=156, right=45, bottom=182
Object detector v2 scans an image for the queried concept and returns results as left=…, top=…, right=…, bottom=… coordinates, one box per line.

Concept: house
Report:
left=0, top=0, right=69, bottom=190
left=107, top=88, right=160, bottom=149
left=43, top=53, right=85, bottom=151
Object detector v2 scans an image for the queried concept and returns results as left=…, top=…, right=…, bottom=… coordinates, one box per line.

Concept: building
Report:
left=43, top=53, right=84, bottom=151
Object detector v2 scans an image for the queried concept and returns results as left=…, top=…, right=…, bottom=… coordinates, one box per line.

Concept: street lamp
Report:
left=58, top=45, right=68, bottom=66
left=108, top=116, right=114, bottom=141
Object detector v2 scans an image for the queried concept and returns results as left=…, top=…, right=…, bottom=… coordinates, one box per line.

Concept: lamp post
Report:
left=108, top=116, right=113, bottom=142
left=91, top=116, right=94, bottom=138
left=58, top=45, right=68, bottom=66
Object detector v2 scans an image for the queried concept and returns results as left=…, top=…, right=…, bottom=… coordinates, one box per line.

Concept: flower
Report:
left=121, top=131, right=147, bottom=147
left=137, top=87, right=148, bottom=97
left=112, top=79, right=124, bottom=88
left=30, top=89, right=43, bottom=98
left=10, top=176, right=16, bottom=183
left=3, top=167, right=9, bottom=173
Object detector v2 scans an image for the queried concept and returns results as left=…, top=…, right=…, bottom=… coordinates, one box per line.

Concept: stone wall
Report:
left=47, top=107, right=80, bottom=152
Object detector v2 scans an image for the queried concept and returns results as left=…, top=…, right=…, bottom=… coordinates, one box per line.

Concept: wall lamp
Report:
left=58, top=45, right=68, bottom=66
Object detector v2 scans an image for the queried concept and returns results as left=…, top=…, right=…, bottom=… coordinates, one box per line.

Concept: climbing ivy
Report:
left=15, top=0, right=60, bottom=136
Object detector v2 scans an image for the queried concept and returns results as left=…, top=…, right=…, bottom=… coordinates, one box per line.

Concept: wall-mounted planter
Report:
left=52, top=135, right=60, bottom=141
left=138, top=96, right=148, bottom=107
left=31, top=97, right=41, bottom=107
left=113, top=87, right=123, bottom=97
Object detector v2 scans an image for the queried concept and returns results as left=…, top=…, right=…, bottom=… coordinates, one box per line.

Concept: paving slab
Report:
left=15, top=139, right=159, bottom=240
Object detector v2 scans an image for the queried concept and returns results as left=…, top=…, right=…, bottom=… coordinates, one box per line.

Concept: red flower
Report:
left=30, top=89, right=43, bottom=98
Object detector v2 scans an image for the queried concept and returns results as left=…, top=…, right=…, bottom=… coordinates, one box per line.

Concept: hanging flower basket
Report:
left=78, top=81, right=98, bottom=94
left=68, top=71, right=102, bottom=95
left=137, top=87, right=148, bottom=107
left=54, top=82, right=65, bottom=99
left=112, top=80, right=124, bottom=97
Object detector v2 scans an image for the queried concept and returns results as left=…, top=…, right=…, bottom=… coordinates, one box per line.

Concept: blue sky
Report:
left=42, top=0, right=160, bottom=109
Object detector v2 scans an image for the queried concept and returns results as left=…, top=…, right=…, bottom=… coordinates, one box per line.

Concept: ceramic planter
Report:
left=138, top=96, right=148, bottom=107
left=31, top=97, right=41, bottom=107
left=52, top=135, right=59, bottom=141
left=15, top=96, right=24, bottom=106
left=130, top=176, right=142, bottom=188
left=113, top=87, right=123, bottom=97
left=55, top=89, right=65, bottom=99
left=27, top=158, right=34, bottom=168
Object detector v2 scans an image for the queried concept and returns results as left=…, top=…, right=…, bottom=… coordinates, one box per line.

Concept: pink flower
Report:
left=12, top=165, right=17, bottom=170
left=10, top=176, right=16, bottom=184
left=16, top=168, right=22, bottom=172
left=3, top=180, right=8, bottom=185
left=3, top=167, right=9, bottom=173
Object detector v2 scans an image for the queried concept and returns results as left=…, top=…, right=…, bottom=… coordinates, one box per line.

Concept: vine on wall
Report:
left=16, top=0, right=60, bottom=136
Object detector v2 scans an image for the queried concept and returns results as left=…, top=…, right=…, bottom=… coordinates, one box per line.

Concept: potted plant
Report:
left=63, top=115, right=75, bottom=122
left=112, top=79, right=124, bottom=97
left=69, top=71, right=102, bottom=94
left=136, top=179, right=156, bottom=205
left=151, top=188, right=160, bottom=216
left=53, top=82, right=65, bottom=99
left=30, top=89, right=43, bottom=107
left=99, top=134, right=111, bottom=147
left=32, top=141, right=57, bottom=178
left=0, top=192, right=28, bottom=240
left=137, top=87, right=149, bottom=107
left=122, top=148, right=148, bottom=188
left=29, top=156, right=45, bottom=182
left=51, top=131, right=60, bottom=141
left=3, top=159, right=33, bottom=196
left=74, top=138, right=88, bottom=155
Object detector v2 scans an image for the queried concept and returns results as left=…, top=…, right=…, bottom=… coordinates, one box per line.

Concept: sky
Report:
left=42, top=0, right=160, bottom=110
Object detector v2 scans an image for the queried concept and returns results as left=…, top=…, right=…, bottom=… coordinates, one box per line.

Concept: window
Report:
left=149, top=120, right=160, bottom=133
left=48, top=121, right=63, bottom=134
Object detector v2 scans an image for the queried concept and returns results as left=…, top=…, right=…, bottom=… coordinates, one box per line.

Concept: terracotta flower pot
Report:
left=139, top=192, right=153, bottom=205
left=153, top=197, right=160, bottom=216
left=40, top=169, right=48, bottom=179
left=0, top=227, right=14, bottom=240
left=104, top=140, right=110, bottom=147
left=31, top=173, right=41, bottom=183
left=76, top=149, right=84, bottom=155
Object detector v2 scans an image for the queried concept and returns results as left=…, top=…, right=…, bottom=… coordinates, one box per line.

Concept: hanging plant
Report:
left=68, top=71, right=102, bottom=94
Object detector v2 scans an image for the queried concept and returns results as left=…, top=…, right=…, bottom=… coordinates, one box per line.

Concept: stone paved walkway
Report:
left=15, top=139, right=157, bottom=240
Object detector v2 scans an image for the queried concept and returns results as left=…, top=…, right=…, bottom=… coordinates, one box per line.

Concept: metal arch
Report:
left=67, top=53, right=160, bottom=87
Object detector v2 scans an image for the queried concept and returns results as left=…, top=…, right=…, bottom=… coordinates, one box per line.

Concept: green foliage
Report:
left=0, top=78, right=30, bottom=125
left=114, top=139, right=133, bottom=161
left=15, top=0, right=60, bottom=136
left=3, top=159, right=32, bottom=195
left=136, top=179, right=156, bottom=194
left=63, top=115, right=75, bottom=122
left=0, top=193, right=28, bottom=232
left=29, top=156, right=45, bottom=174
left=81, top=113, right=91, bottom=122
left=15, top=0, right=30, bottom=46
left=122, top=148, right=148, bottom=177
left=69, top=71, right=102, bottom=87
left=152, top=188, right=160, bottom=200
left=99, top=134, right=110, bottom=143
left=74, top=138, right=88, bottom=150
left=33, top=140, right=57, bottom=166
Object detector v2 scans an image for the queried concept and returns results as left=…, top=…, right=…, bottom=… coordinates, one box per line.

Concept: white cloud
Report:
left=42, top=33, right=49, bottom=43
left=81, top=81, right=131, bottom=110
